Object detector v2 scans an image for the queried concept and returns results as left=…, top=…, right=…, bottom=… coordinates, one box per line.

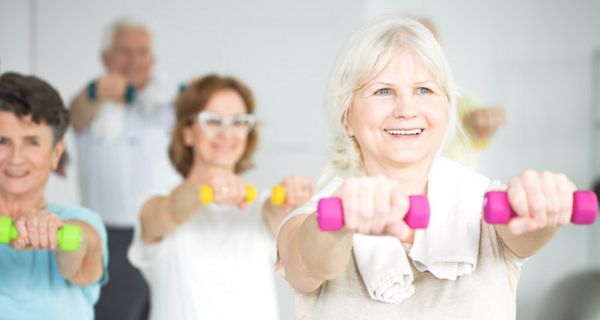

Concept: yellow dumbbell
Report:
left=472, top=138, right=489, bottom=150
left=199, top=184, right=257, bottom=205
left=270, top=185, right=286, bottom=206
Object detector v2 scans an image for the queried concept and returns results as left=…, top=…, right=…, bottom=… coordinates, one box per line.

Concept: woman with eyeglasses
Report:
left=128, top=74, right=315, bottom=319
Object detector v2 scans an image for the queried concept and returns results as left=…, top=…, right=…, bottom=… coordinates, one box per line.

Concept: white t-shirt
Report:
left=128, top=199, right=280, bottom=320
left=75, top=76, right=180, bottom=227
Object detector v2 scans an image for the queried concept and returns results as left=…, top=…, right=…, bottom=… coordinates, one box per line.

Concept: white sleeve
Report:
left=127, top=219, right=165, bottom=272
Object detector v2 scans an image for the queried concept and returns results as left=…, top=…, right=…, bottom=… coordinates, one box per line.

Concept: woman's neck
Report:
left=364, top=157, right=434, bottom=195
left=0, top=189, right=46, bottom=219
left=185, top=161, right=236, bottom=185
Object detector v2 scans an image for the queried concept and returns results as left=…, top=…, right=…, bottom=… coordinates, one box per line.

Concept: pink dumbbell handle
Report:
left=483, top=191, right=598, bottom=225
left=317, top=195, right=430, bottom=231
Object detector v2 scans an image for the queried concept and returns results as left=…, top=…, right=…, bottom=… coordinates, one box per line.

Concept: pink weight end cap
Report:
left=405, top=195, right=430, bottom=229
left=483, top=191, right=517, bottom=224
left=572, top=191, right=598, bottom=225
left=317, top=197, right=344, bottom=231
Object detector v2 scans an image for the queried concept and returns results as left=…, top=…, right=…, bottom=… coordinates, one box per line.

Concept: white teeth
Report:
left=385, top=129, right=423, bottom=135
left=5, top=170, right=27, bottom=177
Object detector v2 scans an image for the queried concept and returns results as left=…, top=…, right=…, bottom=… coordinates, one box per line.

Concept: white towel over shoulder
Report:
left=277, top=158, right=491, bottom=304
left=409, top=158, right=490, bottom=280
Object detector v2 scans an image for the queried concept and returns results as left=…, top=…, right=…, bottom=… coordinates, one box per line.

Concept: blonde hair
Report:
left=323, top=15, right=460, bottom=182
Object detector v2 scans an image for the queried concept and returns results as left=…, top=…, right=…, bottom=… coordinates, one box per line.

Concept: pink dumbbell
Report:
left=483, top=191, right=598, bottom=225
left=316, top=195, right=430, bottom=231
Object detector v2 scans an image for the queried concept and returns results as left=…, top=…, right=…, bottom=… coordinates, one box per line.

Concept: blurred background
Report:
left=1, top=0, right=599, bottom=319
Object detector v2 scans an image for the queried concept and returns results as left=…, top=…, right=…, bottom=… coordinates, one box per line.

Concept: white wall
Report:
left=364, top=1, right=600, bottom=319
left=2, top=0, right=600, bottom=319
left=28, top=0, right=363, bottom=192
left=0, top=1, right=30, bottom=72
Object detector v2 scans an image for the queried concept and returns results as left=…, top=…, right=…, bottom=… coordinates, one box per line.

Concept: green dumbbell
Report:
left=0, top=216, right=82, bottom=252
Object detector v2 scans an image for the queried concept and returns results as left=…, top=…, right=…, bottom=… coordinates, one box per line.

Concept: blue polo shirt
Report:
left=0, top=203, right=109, bottom=320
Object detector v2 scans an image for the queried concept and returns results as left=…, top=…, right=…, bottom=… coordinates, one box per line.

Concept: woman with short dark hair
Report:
left=0, top=72, right=108, bottom=319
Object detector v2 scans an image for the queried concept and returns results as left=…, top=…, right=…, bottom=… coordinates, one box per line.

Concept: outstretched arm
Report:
left=495, top=171, right=576, bottom=258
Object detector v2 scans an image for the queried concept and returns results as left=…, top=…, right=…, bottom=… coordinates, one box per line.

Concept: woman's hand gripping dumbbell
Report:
left=480, top=171, right=597, bottom=235
left=199, top=184, right=258, bottom=205
left=87, top=74, right=136, bottom=104
left=484, top=190, right=598, bottom=225
left=270, top=176, right=316, bottom=212
left=199, top=175, right=316, bottom=209
left=0, top=215, right=82, bottom=252
left=196, top=170, right=257, bottom=206
left=315, top=177, right=430, bottom=239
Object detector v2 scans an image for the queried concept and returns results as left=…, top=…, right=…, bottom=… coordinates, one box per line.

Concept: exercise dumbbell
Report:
left=199, top=184, right=258, bottom=205
left=178, top=83, right=187, bottom=95
left=0, top=216, right=82, bottom=252
left=316, top=195, right=430, bottom=231
left=87, top=81, right=136, bottom=104
left=270, top=185, right=287, bottom=206
left=483, top=191, right=598, bottom=225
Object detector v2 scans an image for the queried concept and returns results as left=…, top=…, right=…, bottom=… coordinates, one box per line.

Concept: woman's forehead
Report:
left=0, top=111, right=52, bottom=134
left=372, top=50, right=435, bottom=83
left=204, top=90, right=247, bottom=115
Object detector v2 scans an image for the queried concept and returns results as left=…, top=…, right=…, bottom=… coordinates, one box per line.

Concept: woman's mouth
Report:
left=4, top=169, right=29, bottom=178
left=384, top=128, right=424, bottom=136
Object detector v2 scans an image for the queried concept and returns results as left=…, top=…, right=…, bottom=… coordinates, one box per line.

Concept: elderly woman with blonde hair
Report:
left=276, top=16, right=579, bottom=319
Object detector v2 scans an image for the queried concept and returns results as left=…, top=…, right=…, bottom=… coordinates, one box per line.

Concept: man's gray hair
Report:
left=101, top=16, right=152, bottom=52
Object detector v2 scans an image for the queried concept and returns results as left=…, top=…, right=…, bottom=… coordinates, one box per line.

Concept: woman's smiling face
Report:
left=185, top=89, right=251, bottom=172
left=346, top=49, right=449, bottom=173
left=0, top=111, right=63, bottom=197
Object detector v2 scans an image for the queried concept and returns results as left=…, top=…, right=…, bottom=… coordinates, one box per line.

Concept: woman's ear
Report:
left=182, top=126, right=194, bottom=147
left=343, top=109, right=354, bottom=137
left=51, top=139, right=66, bottom=170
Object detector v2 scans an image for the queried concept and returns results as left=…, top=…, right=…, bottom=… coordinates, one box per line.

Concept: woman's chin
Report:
left=207, top=159, right=238, bottom=170
left=0, top=184, right=32, bottom=197
left=0, top=174, right=48, bottom=196
left=386, top=151, right=433, bottom=166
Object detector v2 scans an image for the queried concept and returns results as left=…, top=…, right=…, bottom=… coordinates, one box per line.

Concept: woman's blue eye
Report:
left=417, top=87, right=432, bottom=95
left=374, top=88, right=392, bottom=96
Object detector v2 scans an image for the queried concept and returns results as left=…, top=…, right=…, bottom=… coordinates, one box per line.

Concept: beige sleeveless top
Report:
left=292, top=222, right=523, bottom=319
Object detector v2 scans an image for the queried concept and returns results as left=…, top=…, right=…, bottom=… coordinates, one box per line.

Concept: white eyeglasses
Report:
left=197, top=112, right=256, bottom=136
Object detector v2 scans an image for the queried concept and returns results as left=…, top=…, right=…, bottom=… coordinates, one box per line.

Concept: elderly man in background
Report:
left=69, top=17, right=178, bottom=319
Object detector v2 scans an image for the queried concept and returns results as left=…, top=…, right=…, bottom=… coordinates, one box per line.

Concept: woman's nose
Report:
left=392, top=95, right=418, bottom=119
left=8, top=145, right=25, bottom=165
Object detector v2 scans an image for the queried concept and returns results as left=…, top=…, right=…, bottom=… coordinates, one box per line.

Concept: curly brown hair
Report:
left=169, top=74, right=258, bottom=177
